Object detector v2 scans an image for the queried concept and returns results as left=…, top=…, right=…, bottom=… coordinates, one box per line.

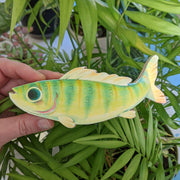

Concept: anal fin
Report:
left=120, top=110, right=136, bottom=119
left=58, top=115, right=76, bottom=128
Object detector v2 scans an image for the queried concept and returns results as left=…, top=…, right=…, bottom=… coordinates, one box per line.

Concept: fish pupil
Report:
left=28, top=88, right=40, bottom=101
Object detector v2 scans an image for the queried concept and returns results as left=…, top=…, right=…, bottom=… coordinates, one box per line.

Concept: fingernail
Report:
left=38, top=119, right=52, bottom=130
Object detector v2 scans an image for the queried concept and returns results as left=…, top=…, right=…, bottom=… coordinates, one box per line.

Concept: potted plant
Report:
left=0, top=0, right=180, bottom=179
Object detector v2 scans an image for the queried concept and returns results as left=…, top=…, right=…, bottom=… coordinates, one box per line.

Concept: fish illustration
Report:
left=9, top=55, right=166, bottom=128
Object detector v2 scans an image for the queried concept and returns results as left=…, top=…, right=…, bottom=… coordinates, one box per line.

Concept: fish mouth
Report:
left=37, top=93, right=58, bottom=114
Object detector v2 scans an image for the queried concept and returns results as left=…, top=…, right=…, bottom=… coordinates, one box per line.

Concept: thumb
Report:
left=0, top=114, right=54, bottom=147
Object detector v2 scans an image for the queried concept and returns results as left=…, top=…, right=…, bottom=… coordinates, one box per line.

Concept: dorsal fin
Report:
left=60, top=67, right=132, bottom=85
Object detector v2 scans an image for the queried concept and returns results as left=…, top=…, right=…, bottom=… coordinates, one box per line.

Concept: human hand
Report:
left=0, top=58, right=63, bottom=147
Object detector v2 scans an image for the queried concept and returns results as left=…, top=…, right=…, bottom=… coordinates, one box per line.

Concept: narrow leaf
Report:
left=12, top=159, right=61, bottom=180
left=125, top=11, right=180, bottom=36
left=122, top=154, right=141, bottom=180
left=10, top=0, right=26, bottom=36
left=76, top=0, right=97, bottom=67
left=133, top=0, right=180, bottom=14
left=146, top=106, right=154, bottom=159
left=75, top=140, right=127, bottom=149
left=139, top=158, right=148, bottom=180
left=63, top=146, right=97, bottom=168
left=102, top=148, right=135, bottom=180
left=57, top=0, right=74, bottom=54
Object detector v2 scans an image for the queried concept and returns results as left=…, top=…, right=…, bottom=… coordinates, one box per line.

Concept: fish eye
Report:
left=26, top=87, right=42, bottom=102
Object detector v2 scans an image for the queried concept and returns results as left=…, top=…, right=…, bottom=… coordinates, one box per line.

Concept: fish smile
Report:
left=37, top=93, right=58, bottom=114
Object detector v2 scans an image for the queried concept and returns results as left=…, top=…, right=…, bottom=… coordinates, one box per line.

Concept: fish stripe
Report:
left=83, top=81, right=95, bottom=116
left=77, top=80, right=82, bottom=108
left=102, top=84, right=113, bottom=112
left=64, top=80, right=75, bottom=111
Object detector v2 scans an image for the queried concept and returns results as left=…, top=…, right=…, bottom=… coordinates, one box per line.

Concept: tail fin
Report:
left=139, top=55, right=166, bottom=104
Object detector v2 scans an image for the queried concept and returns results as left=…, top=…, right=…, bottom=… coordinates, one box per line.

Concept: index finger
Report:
left=0, top=58, right=46, bottom=82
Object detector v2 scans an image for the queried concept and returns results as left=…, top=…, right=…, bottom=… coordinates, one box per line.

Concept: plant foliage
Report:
left=0, top=0, right=180, bottom=179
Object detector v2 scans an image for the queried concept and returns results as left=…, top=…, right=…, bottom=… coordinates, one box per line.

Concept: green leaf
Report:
left=76, top=0, right=97, bottom=67
left=10, top=0, right=26, bottom=36
left=12, top=159, right=61, bottom=180
left=125, top=11, right=180, bottom=36
left=75, top=140, right=127, bottom=149
left=0, top=98, right=14, bottom=114
left=90, top=149, right=105, bottom=180
left=69, top=166, right=88, bottom=180
left=27, top=0, right=42, bottom=32
left=48, top=125, right=95, bottom=148
left=163, top=86, right=180, bottom=118
left=21, top=147, right=78, bottom=180
left=153, top=103, right=180, bottom=129
left=54, top=143, right=86, bottom=160
left=128, top=119, right=140, bottom=152
left=146, top=106, right=154, bottom=159
left=122, top=154, right=141, bottom=180
left=119, top=118, right=134, bottom=146
left=57, top=0, right=74, bottom=54
left=133, top=0, right=180, bottom=14
left=63, top=146, right=97, bottom=168
left=74, top=134, right=119, bottom=141
left=101, top=148, right=135, bottom=180
left=44, top=124, right=71, bottom=148
left=139, top=158, right=148, bottom=180
left=8, top=174, right=38, bottom=180
left=134, top=111, right=146, bottom=155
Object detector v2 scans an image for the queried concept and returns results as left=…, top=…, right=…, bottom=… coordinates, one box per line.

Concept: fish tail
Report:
left=139, top=55, right=166, bottom=104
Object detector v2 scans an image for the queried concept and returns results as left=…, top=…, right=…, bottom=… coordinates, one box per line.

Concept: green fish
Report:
left=9, top=55, right=166, bottom=128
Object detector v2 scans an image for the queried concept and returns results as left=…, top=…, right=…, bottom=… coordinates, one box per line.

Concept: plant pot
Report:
left=69, top=13, right=109, bottom=54
left=21, top=0, right=59, bottom=38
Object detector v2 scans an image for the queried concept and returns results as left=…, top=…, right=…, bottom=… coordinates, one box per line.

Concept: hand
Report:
left=0, top=58, right=63, bottom=147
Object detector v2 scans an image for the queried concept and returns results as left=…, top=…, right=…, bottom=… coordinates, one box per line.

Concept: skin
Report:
left=0, top=58, right=63, bottom=148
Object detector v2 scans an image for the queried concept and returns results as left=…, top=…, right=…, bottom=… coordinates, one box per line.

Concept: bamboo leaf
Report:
left=101, top=148, right=135, bottom=180
left=27, top=0, right=42, bottom=31
left=122, top=154, right=141, bottom=180
left=139, top=158, right=148, bottom=180
left=90, top=149, right=105, bottom=180
left=133, top=0, right=180, bottom=14
left=76, top=0, right=97, bottom=67
left=49, top=125, right=95, bottom=148
left=134, top=111, right=146, bottom=155
left=146, top=106, right=154, bottom=159
left=74, top=134, right=119, bottom=141
left=119, top=118, right=134, bottom=146
left=21, top=147, right=78, bottom=180
left=12, top=158, right=61, bottom=180
left=128, top=119, right=140, bottom=152
left=125, top=11, right=180, bottom=36
left=69, top=166, right=88, bottom=180
left=57, top=0, right=74, bottom=54
left=153, top=103, right=180, bottom=129
left=8, top=174, right=38, bottom=180
left=10, top=0, right=26, bottom=36
left=54, top=143, right=86, bottom=160
left=63, top=146, right=97, bottom=168
left=163, top=86, right=180, bottom=117
left=75, top=140, right=127, bottom=149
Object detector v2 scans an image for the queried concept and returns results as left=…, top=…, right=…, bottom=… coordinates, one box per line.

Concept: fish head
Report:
left=9, top=81, right=58, bottom=116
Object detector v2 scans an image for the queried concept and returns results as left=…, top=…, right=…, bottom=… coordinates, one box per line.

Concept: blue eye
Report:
left=27, top=87, right=42, bottom=102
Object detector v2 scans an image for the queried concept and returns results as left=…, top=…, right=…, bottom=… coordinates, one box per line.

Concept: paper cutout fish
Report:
left=9, top=55, right=166, bottom=128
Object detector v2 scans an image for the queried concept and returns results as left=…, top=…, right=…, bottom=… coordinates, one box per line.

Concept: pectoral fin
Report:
left=58, top=115, right=76, bottom=128
left=120, top=110, right=136, bottom=119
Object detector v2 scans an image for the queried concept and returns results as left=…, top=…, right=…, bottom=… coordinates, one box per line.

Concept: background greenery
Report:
left=0, top=0, right=180, bottom=179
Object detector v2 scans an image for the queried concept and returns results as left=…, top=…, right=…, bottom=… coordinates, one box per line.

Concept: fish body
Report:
left=9, top=55, right=166, bottom=128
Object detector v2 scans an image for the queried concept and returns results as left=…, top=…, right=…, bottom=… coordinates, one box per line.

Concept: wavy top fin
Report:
left=60, top=67, right=132, bottom=86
